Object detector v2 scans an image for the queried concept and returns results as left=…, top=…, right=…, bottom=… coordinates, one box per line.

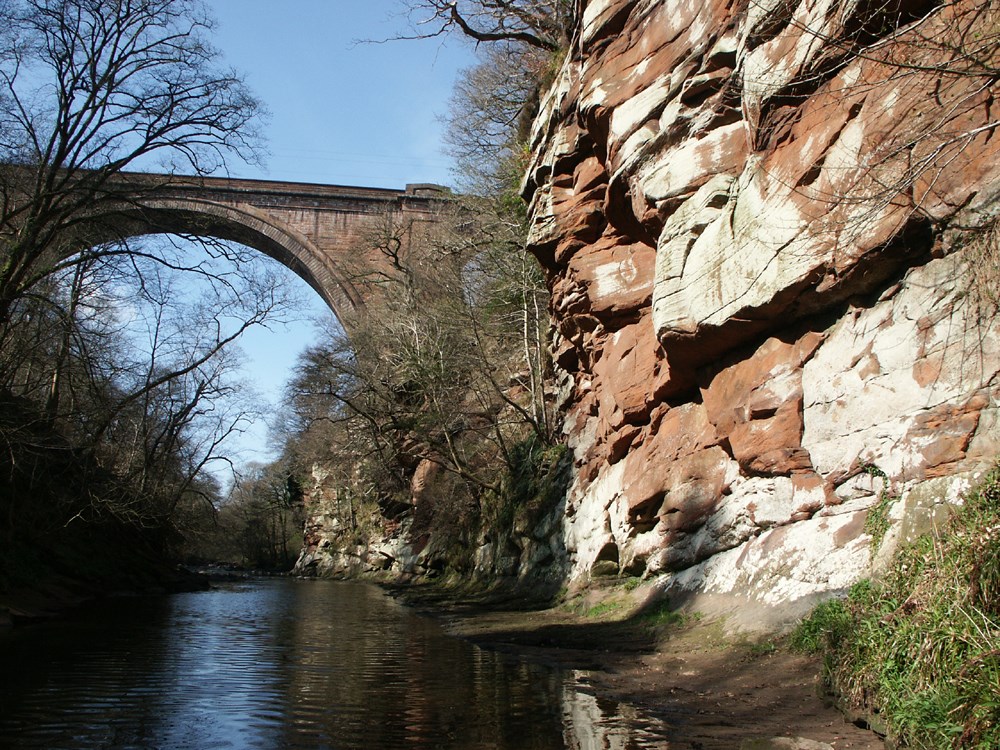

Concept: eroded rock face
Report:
left=525, top=0, right=1000, bottom=625
left=294, top=466, right=419, bottom=579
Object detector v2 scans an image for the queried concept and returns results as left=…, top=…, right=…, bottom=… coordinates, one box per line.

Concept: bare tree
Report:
left=394, top=0, right=576, bottom=51
left=285, top=195, right=552, bottom=499
left=0, top=0, right=265, bottom=324
left=383, top=1, right=569, bottom=195
left=15, top=237, right=292, bottom=525
left=444, top=42, right=550, bottom=194
left=0, top=2, right=304, bottom=587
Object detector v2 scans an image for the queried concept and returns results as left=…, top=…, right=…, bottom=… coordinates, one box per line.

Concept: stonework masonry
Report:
left=109, top=174, right=447, bottom=324
left=523, top=0, right=1000, bottom=628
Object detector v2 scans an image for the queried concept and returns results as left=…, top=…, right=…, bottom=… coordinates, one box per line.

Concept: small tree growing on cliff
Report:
left=392, top=0, right=574, bottom=194
left=390, top=0, right=561, bottom=427
left=444, top=42, right=551, bottom=195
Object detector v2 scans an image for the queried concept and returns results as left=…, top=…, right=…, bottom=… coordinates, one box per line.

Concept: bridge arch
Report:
left=99, top=198, right=361, bottom=325
left=76, top=174, right=449, bottom=328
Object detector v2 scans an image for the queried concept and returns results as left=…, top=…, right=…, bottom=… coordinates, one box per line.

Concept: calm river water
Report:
left=0, top=578, right=672, bottom=749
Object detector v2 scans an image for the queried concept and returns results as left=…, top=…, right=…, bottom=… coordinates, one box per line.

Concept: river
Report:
left=0, top=578, right=673, bottom=749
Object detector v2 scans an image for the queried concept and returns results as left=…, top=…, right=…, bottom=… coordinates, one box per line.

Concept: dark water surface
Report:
left=0, top=578, right=672, bottom=749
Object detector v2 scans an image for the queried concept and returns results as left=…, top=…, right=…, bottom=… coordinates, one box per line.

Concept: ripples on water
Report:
left=0, top=579, right=672, bottom=749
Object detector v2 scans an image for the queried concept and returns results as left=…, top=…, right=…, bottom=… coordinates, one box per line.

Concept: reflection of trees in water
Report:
left=282, top=581, right=569, bottom=747
left=0, top=580, right=673, bottom=748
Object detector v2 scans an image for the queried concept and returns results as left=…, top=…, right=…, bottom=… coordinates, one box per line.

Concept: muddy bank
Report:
left=386, top=582, right=885, bottom=750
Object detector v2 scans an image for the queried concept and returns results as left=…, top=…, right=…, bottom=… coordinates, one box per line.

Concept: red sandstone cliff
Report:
left=524, top=0, right=1000, bottom=626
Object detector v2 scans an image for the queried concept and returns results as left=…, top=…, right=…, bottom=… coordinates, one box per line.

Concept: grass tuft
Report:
left=793, top=465, right=1000, bottom=748
left=584, top=600, right=624, bottom=618
left=861, top=463, right=895, bottom=552
left=622, top=576, right=643, bottom=592
left=638, top=599, right=695, bottom=629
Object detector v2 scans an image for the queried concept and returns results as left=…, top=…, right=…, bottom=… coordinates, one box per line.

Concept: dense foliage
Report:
left=792, top=467, right=1000, bottom=748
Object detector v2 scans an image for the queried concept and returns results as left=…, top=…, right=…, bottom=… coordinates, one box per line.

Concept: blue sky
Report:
left=204, top=1, right=476, bottom=470
left=209, top=0, right=473, bottom=187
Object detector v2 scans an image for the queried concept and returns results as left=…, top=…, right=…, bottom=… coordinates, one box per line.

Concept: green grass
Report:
left=638, top=599, right=692, bottom=628
left=789, top=595, right=855, bottom=654
left=744, top=640, right=778, bottom=659
left=584, top=600, right=625, bottom=618
left=792, top=465, right=1000, bottom=748
left=860, top=463, right=895, bottom=552
left=622, top=576, right=643, bottom=591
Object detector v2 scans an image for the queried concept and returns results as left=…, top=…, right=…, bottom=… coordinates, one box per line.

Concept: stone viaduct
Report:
left=104, top=173, right=450, bottom=323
